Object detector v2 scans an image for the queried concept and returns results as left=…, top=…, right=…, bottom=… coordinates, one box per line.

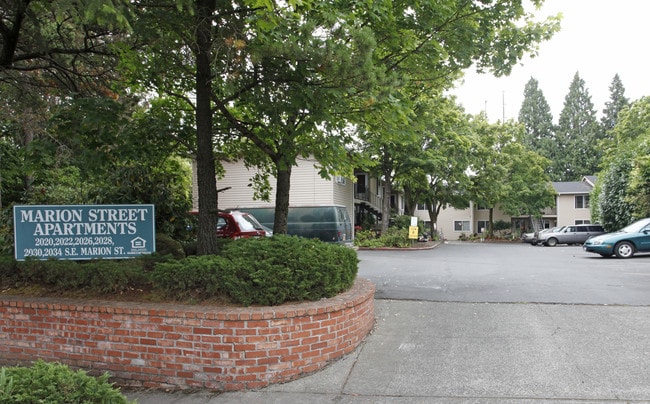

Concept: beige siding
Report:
left=332, top=176, right=355, bottom=227
left=556, top=194, right=592, bottom=226
left=192, top=158, right=355, bottom=226
left=193, top=162, right=595, bottom=239
left=414, top=203, right=514, bottom=240
left=414, top=205, right=473, bottom=240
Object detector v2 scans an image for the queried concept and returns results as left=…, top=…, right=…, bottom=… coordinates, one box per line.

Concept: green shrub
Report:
left=0, top=360, right=134, bottom=403
left=390, top=215, right=412, bottom=229
left=221, top=235, right=358, bottom=305
left=3, top=235, right=359, bottom=306
left=379, top=227, right=410, bottom=247
left=14, top=259, right=90, bottom=291
left=6, top=256, right=161, bottom=296
left=0, top=208, right=13, bottom=256
left=353, top=230, right=383, bottom=248
left=87, top=259, right=151, bottom=294
left=151, top=255, right=224, bottom=300
left=0, top=255, right=17, bottom=282
left=354, top=227, right=410, bottom=248
left=155, top=232, right=186, bottom=259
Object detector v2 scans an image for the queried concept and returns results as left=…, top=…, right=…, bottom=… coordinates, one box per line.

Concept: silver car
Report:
left=538, top=224, right=605, bottom=247
left=531, top=226, right=565, bottom=245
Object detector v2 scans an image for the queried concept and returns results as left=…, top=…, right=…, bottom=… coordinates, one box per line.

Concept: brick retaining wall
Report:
left=0, top=277, right=375, bottom=391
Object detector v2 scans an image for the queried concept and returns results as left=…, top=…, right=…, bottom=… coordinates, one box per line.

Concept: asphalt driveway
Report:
left=127, top=242, right=650, bottom=403
left=358, top=241, right=650, bottom=305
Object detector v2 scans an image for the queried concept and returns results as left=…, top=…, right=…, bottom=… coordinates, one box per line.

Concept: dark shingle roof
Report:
left=552, top=181, right=592, bottom=194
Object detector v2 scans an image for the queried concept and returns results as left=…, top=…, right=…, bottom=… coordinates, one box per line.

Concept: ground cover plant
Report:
left=0, top=360, right=134, bottom=403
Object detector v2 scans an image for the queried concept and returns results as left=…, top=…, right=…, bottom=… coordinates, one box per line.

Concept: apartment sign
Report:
left=13, top=204, right=156, bottom=260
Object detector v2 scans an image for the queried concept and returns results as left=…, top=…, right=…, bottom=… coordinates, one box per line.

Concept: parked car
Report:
left=583, top=217, right=650, bottom=258
left=538, top=224, right=605, bottom=246
left=521, top=231, right=535, bottom=244
left=530, top=226, right=565, bottom=245
left=217, top=210, right=268, bottom=239
left=229, top=205, right=353, bottom=244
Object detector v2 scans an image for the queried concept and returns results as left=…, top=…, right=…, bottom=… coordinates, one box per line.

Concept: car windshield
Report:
left=619, top=218, right=650, bottom=234
left=545, top=226, right=564, bottom=234
left=236, top=214, right=264, bottom=231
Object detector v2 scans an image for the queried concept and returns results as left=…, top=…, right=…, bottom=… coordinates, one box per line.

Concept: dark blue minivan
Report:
left=232, top=205, right=353, bottom=244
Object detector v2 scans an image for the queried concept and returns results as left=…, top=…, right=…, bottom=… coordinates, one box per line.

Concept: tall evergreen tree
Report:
left=518, top=77, right=555, bottom=172
left=555, top=72, right=601, bottom=180
left=601, top=74, right=630, bottom=133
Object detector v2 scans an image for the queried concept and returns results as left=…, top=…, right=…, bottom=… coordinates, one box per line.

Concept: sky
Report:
left=451, top=0, right=650, bottom=123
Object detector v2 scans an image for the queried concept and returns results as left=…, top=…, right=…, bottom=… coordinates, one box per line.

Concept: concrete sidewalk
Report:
left=125, top=299, right=650, bottom=403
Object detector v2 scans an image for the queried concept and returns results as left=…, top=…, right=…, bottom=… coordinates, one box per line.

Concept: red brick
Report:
left=0, top=278, right=374, bottom=392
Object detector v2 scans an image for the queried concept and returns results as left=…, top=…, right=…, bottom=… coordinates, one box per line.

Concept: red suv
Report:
left=217, top=211, right=268, bottom=239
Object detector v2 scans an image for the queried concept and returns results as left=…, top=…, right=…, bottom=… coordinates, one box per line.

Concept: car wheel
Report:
left=614, top=241, right=635, bottom=259
left=545, top=237, right=558, bottom=247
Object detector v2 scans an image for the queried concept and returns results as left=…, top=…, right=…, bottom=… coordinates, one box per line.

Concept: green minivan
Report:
left=232, top=205, right=353, bottom=244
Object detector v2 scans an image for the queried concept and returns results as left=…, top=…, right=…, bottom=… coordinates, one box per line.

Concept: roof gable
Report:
left=552, top=175, right=596, bottom=194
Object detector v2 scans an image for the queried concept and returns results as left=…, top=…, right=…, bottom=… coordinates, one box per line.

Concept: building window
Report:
left=477, top=220, right=489, bottom=234
left=355, top=174, right=366, bottom=193
left=476, top=204, right=489, bottom=210
left=454, top=221, right=470, bottom=232
left=335, top=176, right=346, bottom=185
left=575, top=219, right=591, bottom=225
left=575, top=195, right=590, bottom=209
left=416, top=203, right=426, bottom=211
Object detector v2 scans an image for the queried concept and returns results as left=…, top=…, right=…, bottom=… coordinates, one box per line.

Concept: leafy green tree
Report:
left=518, top=77, right=555, bottom=167
left=595, top=97, right=650, bottom=229
left=469, top=116, right=554, bottom=236
left=468, top=115, right=510, bottom=236
left=601, top=74, right=630, bottom=134
left=596, top=156, right=634, bottom=231
left=45, top=97, right=194, bottom=235
left=125, top=0, right=378, bottom=253
left=353, top=1, right=559, bottom=232
left=1, top=0, right=132, bottom=95
left=405, top=98, right=474, bottom=236
left=0, top=95, right=192, bottom=237
left=627, top=154, right=650, bottom=220
left=497, top=129, right=555, bottom=219
left=0, top=0, right=135, bottom=207
left=554, top=72, right=601, bottom=180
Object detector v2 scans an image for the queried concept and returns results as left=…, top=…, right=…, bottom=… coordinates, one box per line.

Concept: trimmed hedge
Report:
left=0, top=360, right=134, bottom=403
left=0, top=235, right=358, bottom=306
left=0, top=256, right=151, bottom=295
left=152, top=235, right=358, bottom=306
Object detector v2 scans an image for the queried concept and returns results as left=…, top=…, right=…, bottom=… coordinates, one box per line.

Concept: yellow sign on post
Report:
left=408, top=226, right=419, bottom=240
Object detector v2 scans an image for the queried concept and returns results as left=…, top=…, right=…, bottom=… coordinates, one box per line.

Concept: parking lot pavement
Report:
left=126, top=299, right=650, bottom=403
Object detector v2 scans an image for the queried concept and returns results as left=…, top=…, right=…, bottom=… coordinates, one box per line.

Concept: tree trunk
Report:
left=427, top=201, right=442, bottom=238
left=273, top=163, right=292, bottom=234
left=488, top=207, right=494, bottom=238
left=381, top=177, right=392, bottom=232
left=380, top=147, right=393, bottom=233
left=195, top=0, right=219, bottom=255
left=403, top=185, right=416, bottom=216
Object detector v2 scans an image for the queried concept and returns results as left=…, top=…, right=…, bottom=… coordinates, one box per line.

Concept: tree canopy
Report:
left=595, top=97, right=650, bottom=229
left=554, top=72, right=601, bottom=180
left=518, top=77, right=555, bottom=169
left=1, top=0, right=564, bottom=254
